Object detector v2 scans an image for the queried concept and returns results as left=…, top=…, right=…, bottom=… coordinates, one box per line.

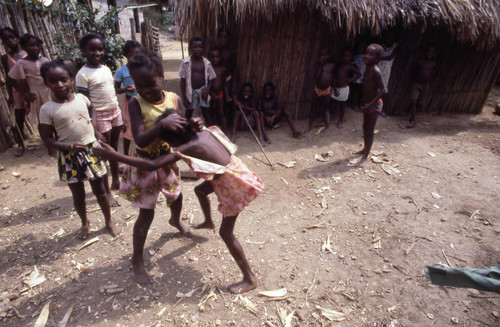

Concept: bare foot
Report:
left=106, top=221, right=121, bottom=237
left=132, top=260, right=154, bottom=284
left=356, top=156, right=367, bottom=167
left=407, top=120, right=416, bottom=128
left=354, top=149, right=364, bottom=155
left=321, top=127, right=331, bottom=136
left=111, top=179, right=120, bottom=191
left=107, top=192, right=120, bottom=207
left=169, top=218, right=192, bottom=236
left=292, top=130, right=305, bottom=138
left=15, top=146, right=24, bottom=157
left=76, top=224, right=90, bottom=240
left=228, top=278, right=258, bottom=294
left=337, top=121, right=344, bottom=129
left=192, top=221, right=215, bottom=230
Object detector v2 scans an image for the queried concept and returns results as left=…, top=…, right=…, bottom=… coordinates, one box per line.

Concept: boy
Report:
left=308, top=46, right=335, bottom=136
left=331, top=48, right=361, bottom=128
left=356, top=44, right=387, bottom=167
left=408, top=45, right=438, bottom=128
left=179, top=37, right=216, bottom=121
left=259, top=82, right=303, bottom=140
left=208, top=46, right=229, bottom=132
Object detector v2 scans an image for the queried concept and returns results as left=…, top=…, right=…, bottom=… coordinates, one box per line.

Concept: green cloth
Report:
left=426, top=265, right=500, bottom=294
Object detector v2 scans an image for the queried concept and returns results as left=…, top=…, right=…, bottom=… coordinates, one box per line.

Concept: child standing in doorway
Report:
left=208, top=46, right=229, bottom=132
left=179, top=37, right=216, bottom=121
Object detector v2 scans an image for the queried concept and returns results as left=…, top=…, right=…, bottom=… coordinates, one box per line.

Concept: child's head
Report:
left=209, top=46, right=222, bottom=65
left=0, top=27, right=20, bottom=50
left=239, top=82, right=253, bottom=100
left=156, top=109, right=197, bottom=147
left=79, top=33, right=105, bottom=65
left=128, top=51, right=164, bottom=103
left=122, top=40, right=143, bottom=60
left=364, top=43, right=383, bottom=65
left=319, top=46, right=331, bottom=64
left=263, top=82, right=275, bottom=99
left=217, top=30, right=230, bottom=47
left=189, top=36, right=204, bottom=57
left=426, top=44, right=438, bottom=60
left=40, top=59, right=74, bottom=99
left=19, top=34, right=42, bottom=57
left=342, top=48, right=354, bottom=63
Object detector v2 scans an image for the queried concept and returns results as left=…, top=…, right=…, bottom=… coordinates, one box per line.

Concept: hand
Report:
left=201, top=89, right=209, bottom=101
left=93, top=141, right=116, bottom=160
left=189, top=117, right=204, bottom=132
left=225, top=95, right=232, bottom=102
left=125, top=85, right=136, bottom=93
left=265, top=115, right=276, bottom=125
left=183, top=98, right=191, bottom=108
left=121, top=121, right=127, bottom=133
left=160, top=113, right=187, bottom=133
left=360, top=104, right=368, bottom=112
left=72, top=141, right=85, bottom=153
left=95, top=130, right=106, bottom=142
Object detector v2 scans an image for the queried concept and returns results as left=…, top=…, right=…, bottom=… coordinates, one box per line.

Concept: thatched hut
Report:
left=172, top=0, right=500, bottom=118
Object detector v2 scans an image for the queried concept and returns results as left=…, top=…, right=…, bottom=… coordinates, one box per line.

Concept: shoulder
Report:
left=181, top=56, right=192, bottom=64
left=40, top=57, right=49, bottom=63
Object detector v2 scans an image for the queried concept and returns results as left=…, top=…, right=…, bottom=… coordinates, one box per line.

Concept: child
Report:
left=408, top=45, right=438, bottom=128
left=350, top=41, right=367, bottom=109
left=0, top=27, right=28, bottom=156
left=179, top=37, right=216, bottom=121
left=356, top=44, right=387, bottom=167
left=216, top=30, right=237, bottom=131
left=94, top=110, right=264, bottom=294
left=232, top=82, right=267, bottom=145
left=331, top=48, right=361, bottom=128
left=308, top=46, right=335, bottom=136
left=7, top=34, right=51, bottom=134
left=120, top=51, right=202, bottom=284
left=208, top=46, right=229, bottom=132
left=38, top=59, right=120, bottom=239
left=115, top=40, right=143, bottom=154
left=259, top=82, right=303, bottom=140
left=76, top=33, right=122, bottom=204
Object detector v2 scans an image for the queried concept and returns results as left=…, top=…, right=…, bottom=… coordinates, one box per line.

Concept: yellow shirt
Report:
left=135, top=91, right=178, bottom=154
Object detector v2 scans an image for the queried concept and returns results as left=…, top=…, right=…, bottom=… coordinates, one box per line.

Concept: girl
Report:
left=117, top=51, right=201, bottom=284
left=114, top=40, right=143, bottom=155
left=94, top=110, right=264, bottom=294
left=8, top=34, right=51, bottom=134
left=232, top=82, right=267, bottom=145
left=76, top=33, right=122, bottom=199
left=39, top=60, right=120, bottom=240
left=0, top=27, right=28, bottom=156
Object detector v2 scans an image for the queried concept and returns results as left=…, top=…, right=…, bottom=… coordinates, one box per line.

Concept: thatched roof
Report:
left=172, top=0, right=500, bottom=48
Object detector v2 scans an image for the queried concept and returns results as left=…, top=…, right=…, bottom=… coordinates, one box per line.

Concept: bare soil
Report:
left=0, top=35, right=499, bottom=327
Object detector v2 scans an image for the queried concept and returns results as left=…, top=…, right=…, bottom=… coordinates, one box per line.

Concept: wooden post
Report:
left=130, top=17, right=136, bottom=41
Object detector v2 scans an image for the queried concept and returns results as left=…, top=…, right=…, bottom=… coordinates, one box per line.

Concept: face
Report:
left=210, top=50, right=221, bottom=65
left=82, top=38, right=104, bottom=65
left=44, top=66, right=73, bottom=99
left=319, top=50, right=329, bottom=64
left=264, top=86, right=274, bottom=99
left=24, top=38, right=41, bottom=58
left=364, top=46, right=379, bottom=65
left=217, top=32, right=229, bottom=47
left=1, top=30, right=19, bottom=50
left=131, top=66, right=164, bottom=103
left=126, top=47, right=142, bottom=61
left=427, top=47, right=437, bottom=59
left=343, top=51, right=353, bottom=63
left=242, top=86, right=252, bottom=99
left=191, top=40, right=203, bottom=57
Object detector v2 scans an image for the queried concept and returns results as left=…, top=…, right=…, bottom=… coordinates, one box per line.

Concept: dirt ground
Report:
left=0, top=34, right=499, bottom=327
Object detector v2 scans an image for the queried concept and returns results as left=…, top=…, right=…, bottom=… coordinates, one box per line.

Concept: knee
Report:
left=219, top=227, right=235, bottom=242
left=194, top=185, right=206, bottom=197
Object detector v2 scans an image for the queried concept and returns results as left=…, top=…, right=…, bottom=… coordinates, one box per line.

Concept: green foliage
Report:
left=143, top=8, right=174, bottom=32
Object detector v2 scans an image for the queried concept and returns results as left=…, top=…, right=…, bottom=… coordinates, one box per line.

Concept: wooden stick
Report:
left=236, top=105, right=272, bottom=167
left=441, top=249, right=453, bottom=268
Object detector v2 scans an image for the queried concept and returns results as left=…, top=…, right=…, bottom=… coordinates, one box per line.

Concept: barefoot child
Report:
left=95, top=110, right=264, bottom=294
left=356, top=44, right=387, bottom=167
left=115, top=40, right=143, bottom=154
left=259, top=82, right=303, bottom=141
left=308, top=46, right=335, bottom=136
left=179, top=37, right=216, bottom=121
left=0, top=27, right=28, bottom=156
left=232, top=82, right=267, bottom=145
left=331, top=48, right=361, bottom=128
left=208, top=46, right=229, bottom=131
left=76, top=33, right=122, bottom=203
left=408, top=45, right=438, bottom=128
left=120, top=51, right=200, bottom=284
left=39, top=60, right=120, bottom=239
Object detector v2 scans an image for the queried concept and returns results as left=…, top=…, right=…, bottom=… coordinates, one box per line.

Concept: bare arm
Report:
left=180, top=78, right=189, bottom=107
left=40, top=124, right=75, bottom=151
left=114, top=81, right=125, bottom=94
left=347, top=65, right=362, bottom=84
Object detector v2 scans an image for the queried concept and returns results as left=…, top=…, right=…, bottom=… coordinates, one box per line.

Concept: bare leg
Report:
left=168, top=193, right=191, bottom=236
left=216, top=98, right=227, bottom=133
left=101, top=130, right=120, bottom=207
left=259, top=112, right=271, bottom=144
left=192, top=180, right=215, bottom=229
left=108, top=126, right=122, bottom=190
left=89, top=177, right=120, bottom=237
left=231, top=111, right=242, bottom=142
left=252, top=111, right=267, bottom=145
left=219, top=215, right=258, bottom=293
left=123, top=138, right=131, bottom=155
left=68, top=182, right=90, bottom=240
left=337, top=102, right=345, bottom=128
left=14, top=108, right=25, bottom=156
left=307, top=95, right=318, bottom=132
left=132, top=208, right=155, bottom=284
left=408, top=99, right=417, bottom=127
left=357, top=111, right=378, bottom=167
left=321, top=96, right=331, bottom=136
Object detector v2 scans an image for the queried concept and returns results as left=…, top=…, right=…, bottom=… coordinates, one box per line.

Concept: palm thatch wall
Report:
left=172, top=0, right=500, bottom=119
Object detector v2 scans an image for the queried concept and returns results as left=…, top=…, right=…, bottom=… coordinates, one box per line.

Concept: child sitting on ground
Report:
left=259, top=82, right=303, bottom=140
left=308, top=46, right=335, bottom=136
left=408, top=45, right=438, bottom=128
left=207, top=46, right=229, bottom=131
left=94, top=110, right=264, bottom=294
left=39, top=59, right=120, bottom=239
left=331, top=48, right=361, bottom=128
left=115, top=40, right=143, bottom=154
left=232, top=82, right=267, bottom=145
left=356, top=44, right=387, bottom=167
left=179, top=37, right=216, bottom=121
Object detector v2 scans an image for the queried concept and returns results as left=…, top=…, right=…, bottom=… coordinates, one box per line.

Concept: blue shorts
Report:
left=190, top=87, right=209, bottom=109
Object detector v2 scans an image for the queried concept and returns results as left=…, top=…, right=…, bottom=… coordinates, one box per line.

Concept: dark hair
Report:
left=319, top=45, right=331, bottom=55
left=240, top=82, right=253, bottom=94
left=209, top=46, right=221, bottom=55
left=122, top=40, right=142, bottom=56
left=263, top=81, right=275, bottom=92
left=79, top=33, right=104, bottom=50
left=367, top=43, right=384, bottom=60
left=155, top=109, right=197, bottom=144
left=189, top=36, right=204, bottom=49
left=128, top=51, right=164, bottom=77
left=19, top=33, right=42, bottom=47
left=344, top=47, right=354, bottom=55
left=0, top=27, right=19, bottom=39
left=40, top=59, right=73, bottom=82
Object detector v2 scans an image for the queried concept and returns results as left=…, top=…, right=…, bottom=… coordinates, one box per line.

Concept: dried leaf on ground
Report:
left=11, top=172, right=21, bottom=177
left=381, top=164, right=400, bottom=175
left=427, top=152, right=436, bottom=157
left=322, top=235, right=333, bottom=253
left=235, top=295, right=259, bottom=315
left=277, top=161, right=296, bottom=168
left=258, top=288, right=287, bottom=298
left=431, top=192, right=442, bottom=199
left=58, top=305, right=73, bottom=327
left=75, top=236, right=100, bottom=254
left=24, top=266, right=46, bottom=288
left=277, top=307, right=294, bottom=327
left=316, top=305, right=350, bottom=322
left=34, top=300, right=50, bottom=327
